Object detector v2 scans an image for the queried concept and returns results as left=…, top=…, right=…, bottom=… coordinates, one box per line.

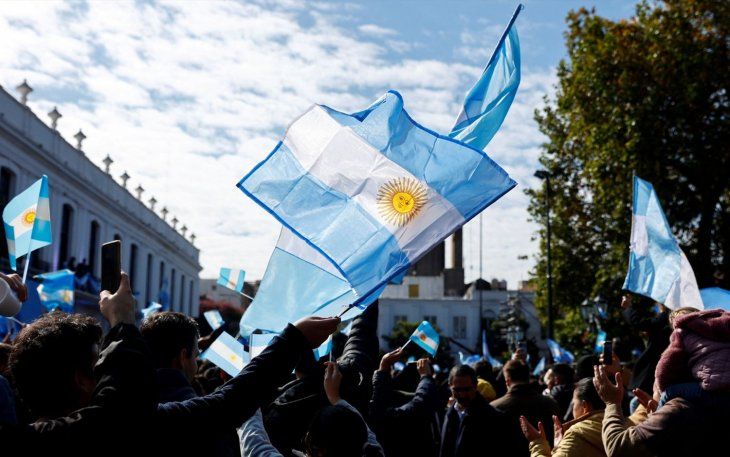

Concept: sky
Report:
left=0, top=0, right=637, bottom=288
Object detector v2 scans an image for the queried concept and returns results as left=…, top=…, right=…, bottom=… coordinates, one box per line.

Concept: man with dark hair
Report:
left=1, top=272, right=157, bottom=456
left=491, top=360, right=559, bottom=447
left=440, top=364, right=525, bottom=457
left=141, top=312, right=200, bottom=401
left=547, top=363, right=575, bottom=420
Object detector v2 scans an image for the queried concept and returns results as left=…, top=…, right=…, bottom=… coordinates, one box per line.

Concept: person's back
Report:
left=492, top=360, right=559, bottom=447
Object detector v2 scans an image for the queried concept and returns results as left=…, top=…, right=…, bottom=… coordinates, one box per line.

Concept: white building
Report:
left=377, top=275, right=542, bottom=356
left=0, top=81, right=201, bottom=316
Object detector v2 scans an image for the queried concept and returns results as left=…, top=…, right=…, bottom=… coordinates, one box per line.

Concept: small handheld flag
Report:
left=546, top=338, right=574, bottom=364
left=2, top=175, right=52, bottom=278
left=141, top=302, right=162, bottom=319
left=217, top=268, right=246, bottom=293
left=204, top=310, right=225, bottom=331
left=35, top=269, right=74, bottom=313
left=408, top=321, right=440, bottom=357
left=201, top=331, right=248, bottom=377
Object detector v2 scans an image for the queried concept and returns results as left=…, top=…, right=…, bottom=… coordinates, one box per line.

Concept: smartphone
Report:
left=602, top=341, right=613, bottom=365
left=101, top=240, right=122, bottom=293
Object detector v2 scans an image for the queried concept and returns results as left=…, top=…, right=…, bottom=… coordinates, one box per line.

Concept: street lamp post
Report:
left=534, top=170, right=554, bottom=340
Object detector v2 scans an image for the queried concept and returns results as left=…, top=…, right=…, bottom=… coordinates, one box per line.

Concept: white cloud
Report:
left=0, top=0, right=553, bottom=290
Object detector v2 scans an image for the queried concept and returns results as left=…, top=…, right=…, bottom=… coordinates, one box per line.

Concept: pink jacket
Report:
left=655, top=309, right=730, bottom=392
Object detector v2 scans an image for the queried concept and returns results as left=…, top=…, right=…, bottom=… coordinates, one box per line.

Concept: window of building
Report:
left=180, top=274, right=186, bottom=313
left=453, top=316, right=467, bottom=339
left=170, top=269, right=176, bottom=312
left=129, top=244, right=138, bottom=294
left=88, top=221, right=99, bottom=273
left=408, top=284, right=419, bottom=298
left=159, top=261, right=165, bottom=289
left=0, top=167, right=16, bottom=265
left=59, top=204, right=74, bottom=268
left=145, top=253, right=153, bottom=304
left=393, top=315, right=407, bottom=327
left=188, top=280, right=194, bottom=312
left=424, top=315, right=437, bottom=326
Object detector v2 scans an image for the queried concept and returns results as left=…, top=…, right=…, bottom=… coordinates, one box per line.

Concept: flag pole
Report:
left=21, top=251, right=31, bottom=284
left=481, top=4, right=524, bottom=72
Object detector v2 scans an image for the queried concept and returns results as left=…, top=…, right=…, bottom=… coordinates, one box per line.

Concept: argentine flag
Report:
left=35, top=269, right=74, bottom=313
left=532, top=357, right=546, bottom=376
left=201, top=331, right=248, bottom=377
left=546, top=339, right=574, bottom=364
left=409, top=321, right=440, bottom=357
left=239, top=91, right=515, bottom=313
left=204, top=309, right=225, bottom=330
left=450, top=4, right=522, bottom=149
left=141, top=302, right=162, bottom=319
left=2, top=175, right=52, bottom=271
left=217, top=268, right=245, bottom=293
left=623, top=177, right=703, bottom=310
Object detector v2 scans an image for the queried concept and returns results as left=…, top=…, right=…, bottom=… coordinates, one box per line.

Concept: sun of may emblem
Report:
left=377, top=177, right=427, bottom=227
left=22, top=209, right=36, bottom=226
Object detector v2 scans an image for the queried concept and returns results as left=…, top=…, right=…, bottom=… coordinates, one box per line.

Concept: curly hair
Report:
left=9, top=312, right=102, bottom=418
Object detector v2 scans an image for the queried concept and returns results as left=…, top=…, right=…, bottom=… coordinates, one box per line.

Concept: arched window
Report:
left=59, top=203, right=74, bottom=268
left=88, top=220, right=100, bottom=273
left=188, top=279, right=194, bottom=315
left=145, top=253, right=153, bottom=304
left=180, top=274, right=186, bottom=313
left=170, top=268, right=176, bottom=312
left=0, top=167, right=17, bottom=266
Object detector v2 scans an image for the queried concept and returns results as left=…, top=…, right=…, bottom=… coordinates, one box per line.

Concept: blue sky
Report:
left=0, top=0, right=637, bottom=288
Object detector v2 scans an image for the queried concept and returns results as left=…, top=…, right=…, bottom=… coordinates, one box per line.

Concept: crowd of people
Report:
left=0, top=271, right=728, bottom=457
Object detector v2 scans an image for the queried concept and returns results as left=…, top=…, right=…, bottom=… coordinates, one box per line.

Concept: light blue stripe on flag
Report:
left=532, top=357, right=546, bottom=376
left=450, top=4, right=523, bottom=150
left=141, top=302, right=162, bottom=319
left=2, top=175, right=52, bottom=270
left=238, top=91, right=515, bottom=306
left=622, top=176, right=703, bottom=309
left=546, top=339, right=574, bottom=364
left=201, top=331, right=247, bottom=377
left=409, top=321, right=439, bottom=357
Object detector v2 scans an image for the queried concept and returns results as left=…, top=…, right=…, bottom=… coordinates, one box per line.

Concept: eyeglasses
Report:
left=450, top=386, right=475, bottom=393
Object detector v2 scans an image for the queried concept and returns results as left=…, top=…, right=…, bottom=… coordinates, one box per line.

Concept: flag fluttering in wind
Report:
left=2, top=175, right=52, bottom=272
left=204, top=309, right=225, bottom=331
left=622, top=176, right=703, bottom=310
left=546, top=338, right=574, bottom=364
left=532, top=357, right=546, bottom=376
left=449, top=4, right=523, bottom=150
left=409, top=321, right=440, bottom=357
left=238, top=91, right=515, bottom=334
left=482, top=329, right=503, bottom=368
left=201, top=331, right=248, bottom=377
left=217, top=268, right=246, bottom=294
left=35, top=269, right=74, bottom=313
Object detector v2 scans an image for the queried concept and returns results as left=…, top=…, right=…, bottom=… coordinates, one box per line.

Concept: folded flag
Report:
left=622, top=176, right=703, bottom=310
left=239, top=91, right=515, bottom=311
left=141, top=302, right=162, bottom=319
left=204, top=309, right=225, bottom=331
left=546, top=338, right=574, bottom=364
left=532, top=356, right=546, bottom=376
left=2, top=175, right=52, bottom=271
left=594, top=330, right=607, bottom=354
left=201, top=331, right=248, bottom=377
left=449, top=4, right=522, bottom=150
left=409, top=321, right=440, bottom=357
left=35, top=269, right=74, bottom=313
left=217, top=268, right=246, bottom=293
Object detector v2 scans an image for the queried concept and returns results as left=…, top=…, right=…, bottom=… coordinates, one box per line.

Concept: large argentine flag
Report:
left=2, top=175, right=52, bottom=271
left=622, top=176, right=703, bottom=310
left=449, top=4, right=522, bottom=149
left=239, top=91, right=515, bottom=309
left=410, top=321, right=440, bottom=357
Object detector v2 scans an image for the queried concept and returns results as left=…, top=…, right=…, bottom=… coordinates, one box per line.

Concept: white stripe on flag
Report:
left=282, top=106, right=465, bottom=262
left=209, top=338, right=244, bottom=372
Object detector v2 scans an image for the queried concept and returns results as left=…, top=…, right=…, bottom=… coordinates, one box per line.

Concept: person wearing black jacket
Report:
left=369, top=349, right=440, bottom=457
left=1, top=273, right=157, bottom=457
left=263, top=301, right=380, bottom=456
left=441, top=364, right=525, bottom=457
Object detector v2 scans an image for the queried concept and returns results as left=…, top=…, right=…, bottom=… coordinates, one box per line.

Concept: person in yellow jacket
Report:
left=520, top=378, right=606, bottom=457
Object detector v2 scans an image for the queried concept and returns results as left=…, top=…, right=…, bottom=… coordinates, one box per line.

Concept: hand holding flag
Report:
left=408, top=321, right=440, bottom=357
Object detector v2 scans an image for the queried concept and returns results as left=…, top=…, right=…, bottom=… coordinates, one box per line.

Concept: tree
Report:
left=528, top=0, right=729, bottom=347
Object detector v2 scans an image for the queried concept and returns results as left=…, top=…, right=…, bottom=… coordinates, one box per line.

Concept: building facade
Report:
left=0, top=82, right=201, bottom=316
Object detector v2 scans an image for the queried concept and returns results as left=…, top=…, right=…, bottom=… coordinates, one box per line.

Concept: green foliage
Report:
left=528, top=0, right=730, bottom=350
